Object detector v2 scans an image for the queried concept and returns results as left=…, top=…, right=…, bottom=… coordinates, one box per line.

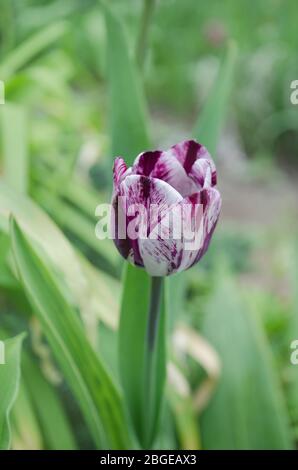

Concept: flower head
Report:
left=111, top=139, right=221, bottom=276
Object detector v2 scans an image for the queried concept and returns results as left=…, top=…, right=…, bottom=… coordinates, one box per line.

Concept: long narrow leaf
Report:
left=193, top=41, right=237, bottom=156
left=200, top=270, right=293, bottom=450
left=22, top=354, right=77, bottom=450
left=11, top=381, right=43, bottom=450
left=103, top=2, right=150, bottom=165
left=169, top=42, right=238, bottom=333
left=0, top=181, right=117, bottom=333
left=10, top=218, right=132, bottom=449
left=0, top=334, right=25, bottom=450
left=0, top=22, right=67, bottom=81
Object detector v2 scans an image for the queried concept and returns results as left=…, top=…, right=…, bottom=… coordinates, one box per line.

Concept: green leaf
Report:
left=103, top=2, right=150, bottom=165
left=0, top=181, right=117, bottom=333
left=169, top=42, right=238, bottom=340
left=193, top=41, right=238, bottom=156
left=35, top=186, right=118, bottom=274
left=285, top=242, right=298, bottom=424
left=0, top=333, right=25, bottom=450
left=200, top=271, right=293, bottom=450
left=169, top=392, right=201, bottom=450
left=22, top=354, right=77, bottom=450
left=119, top=264, right=167, bottom=447
left=0, top=22, right=68, bottom=81
left=11, top=381, right=43, bottom=450
left=0, top=104, right=28, bottom=194
left=10, top=218, right=132, bottom=449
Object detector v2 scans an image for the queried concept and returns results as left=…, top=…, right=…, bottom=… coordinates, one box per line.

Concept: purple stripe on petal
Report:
left=113, top=157, right=128, bottom=188
left=121, top=175, right=183, bottom=207
left=110, top=139, right=220, bottom=276
left=189, top=187, right=221, bottom=267
left=173, top=193, right=204, bottom=272
left=183, top=140, right=201, bottom=173
left=139, top=236, right=184, bottom=276
left=190, top=158, right=213, bottom=188
left=116, top=175, right=183, bottom=269
left=111, top=193, right=135, bottom=262
left=133, top=150, right=162, bottom=176
left=212, top=172, right=217, bottom=186
left=168, top=140, right=201, bottom=170
left=151, top=151, right=199, bottom=197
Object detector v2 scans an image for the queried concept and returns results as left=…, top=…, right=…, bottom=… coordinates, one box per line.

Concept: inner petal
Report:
left=150, top=152, right=199, bottom=197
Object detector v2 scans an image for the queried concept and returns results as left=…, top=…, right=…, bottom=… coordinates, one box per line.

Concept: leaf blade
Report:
left=193, top=41, right=238, bottom=156
left=0, top=104, right=28, bottom=194
left=10, top=217, right=132, bottom=449
left=200, top=271, right=293, bottom=450
left=0, top=333, right=25, bottom=450
left=103, top=2, right=150, bottom=165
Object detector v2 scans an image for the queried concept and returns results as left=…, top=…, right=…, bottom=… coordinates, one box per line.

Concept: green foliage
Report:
left=0, top=334, right=25, bottom=450
left=0, top=104, right=28, bottom=194
left=10, top=218, right=132, bottom=449
left=200, top=271, right=293, bottom=450
left=119, top=265, right=167, bottom=448
left=193, top=41, right=237, bottom=156
left=0, top=21, right=68, bottom=81
left=0, top=0, right=296, bottom=452
left=21, top=355, right=77, bottom=450
left=103, top=2, right=150, bottom=165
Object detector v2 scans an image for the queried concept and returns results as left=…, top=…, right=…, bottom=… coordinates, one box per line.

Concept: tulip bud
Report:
left=111, top=139, right=221, bottom=276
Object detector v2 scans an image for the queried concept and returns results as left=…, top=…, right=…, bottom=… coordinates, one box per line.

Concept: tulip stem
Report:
left=147, top=276, right=163, bottom=350
left=143, top=275, right=164, bottom=446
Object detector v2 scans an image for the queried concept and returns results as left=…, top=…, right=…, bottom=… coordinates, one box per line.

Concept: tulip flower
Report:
left=111, top=139, right=221, bottom=276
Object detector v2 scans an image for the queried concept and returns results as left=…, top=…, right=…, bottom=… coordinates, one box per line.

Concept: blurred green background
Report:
left=0, top=0, right=297, bottom=450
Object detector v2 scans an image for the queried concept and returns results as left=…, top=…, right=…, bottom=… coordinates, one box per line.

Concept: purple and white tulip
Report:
left=111, top=139, right=221, bottom=276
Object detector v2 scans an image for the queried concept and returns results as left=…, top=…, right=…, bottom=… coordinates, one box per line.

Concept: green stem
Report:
left=147, top=276, right=163, bottom=350
left=136, top=0, right=156, bottom=70
left=143, top=276, right=164, bottom=447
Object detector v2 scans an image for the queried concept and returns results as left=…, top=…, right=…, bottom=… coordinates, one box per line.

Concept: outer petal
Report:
left=138, top=202, right=185, bottom=276
left=113, top=157, right=128, bottom=189
left=167, top=189, right=221, bottom=274
left=134, top=187, right=221, bottom=276
left=112, top=174, right=183, bottom=272
left=188, top=187, right=222, bottom=268
left=132, top=150, right=162, bottom=176
left=173, top=192, right=205, bottom=272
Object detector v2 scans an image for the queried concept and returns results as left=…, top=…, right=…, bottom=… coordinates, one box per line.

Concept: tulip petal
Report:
left=151, top=150, right=199, bottom=197
left=138, top=192, right=202, bottom=276
left=133, top=149, right=195, bottom=197
left=189, top=158, right=217, bottom=188
left=113, top=174, right=183, bottom=271
left=169, top=140, right=202, bottom=171
left=189, top=187, right=222, bottom=268
left=138, top=236, right=183, bottom=276
left=113, top=157, right=129, bottom=188
left=132, top=150, right=162, bottom=176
